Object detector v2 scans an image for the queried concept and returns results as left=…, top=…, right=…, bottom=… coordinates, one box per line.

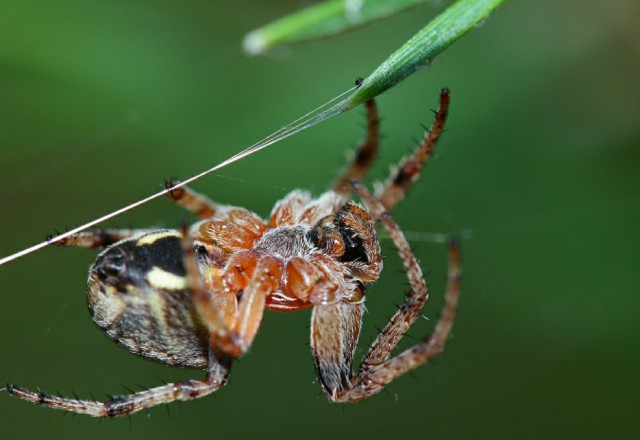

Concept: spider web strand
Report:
left=0, top=88, right=354, bottom=267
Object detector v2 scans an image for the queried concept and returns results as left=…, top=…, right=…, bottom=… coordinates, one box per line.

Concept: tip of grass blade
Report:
left=243, top=31, right=268, bottom=56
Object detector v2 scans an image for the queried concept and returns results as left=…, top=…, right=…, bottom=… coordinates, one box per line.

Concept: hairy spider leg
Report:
left=180, top=215, right=279, bottom=358
left=179, top=224, right=230, bottom=340
left=351, top=182, right=428, bottom=374
left=46, top=177, right=224, bottom=249
left=311, top=90, right=453, bottom=400
left=164, top=179, right=218, bottom=219
left=51, top=229, right=153, bottom=248
left=210, top=253, right=281, bottom=357
left=333, top=99, right=379, bottom=196
left=7, top=341, right=232, bottom=418
left=311, top=286, right=365, bottom=394
left=229, top=256, right=281, bottom=354
left=328, top=182, right=460, bottom=402
left=376, top=88, right=450, bottom=211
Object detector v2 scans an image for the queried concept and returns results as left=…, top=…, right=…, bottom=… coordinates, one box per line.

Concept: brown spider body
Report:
left=88, top=190, right=381, bottom=368
left=6, top=89, right=461, bottom=417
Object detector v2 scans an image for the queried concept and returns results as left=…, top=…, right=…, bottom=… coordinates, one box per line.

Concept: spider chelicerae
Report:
left=6, top=88, right=460, bottom=417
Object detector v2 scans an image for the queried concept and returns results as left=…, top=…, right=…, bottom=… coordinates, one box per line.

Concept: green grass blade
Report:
left=243, top=0, right=432, bottom=55
left=342, top=0, right=506, bottom=110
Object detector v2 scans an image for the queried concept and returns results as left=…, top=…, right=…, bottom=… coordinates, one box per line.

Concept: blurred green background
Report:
left=1, top=0, right=638, bottom=438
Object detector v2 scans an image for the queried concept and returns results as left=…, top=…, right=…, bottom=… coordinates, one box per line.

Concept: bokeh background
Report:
left=1, top=0, right=638, bottom=438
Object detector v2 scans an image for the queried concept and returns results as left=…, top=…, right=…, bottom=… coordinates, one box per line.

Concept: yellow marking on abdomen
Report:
left=147, top=266, right=188, bottom=290
left=136, top=231, right=180, bottom=246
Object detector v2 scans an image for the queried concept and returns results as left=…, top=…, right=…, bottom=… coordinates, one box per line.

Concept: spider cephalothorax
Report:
left=88, top=190, right=382, bottom=366
left=6, top=89, right=461, bottom=417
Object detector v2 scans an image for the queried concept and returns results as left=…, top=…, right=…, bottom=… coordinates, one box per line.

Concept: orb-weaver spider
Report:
left=6, top=89, right=460, bottom=417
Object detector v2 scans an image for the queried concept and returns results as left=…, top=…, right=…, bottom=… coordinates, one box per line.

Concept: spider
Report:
left=5, top=88, right=460, bottom=417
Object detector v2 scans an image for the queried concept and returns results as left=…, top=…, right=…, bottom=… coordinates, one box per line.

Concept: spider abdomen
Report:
left=88, top=231, right=209, bottom=369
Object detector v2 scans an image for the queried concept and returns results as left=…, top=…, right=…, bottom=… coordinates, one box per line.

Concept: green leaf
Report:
left=342, top=0, right=506, bottom=110
left=243, top=0, right=434, bottom=55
